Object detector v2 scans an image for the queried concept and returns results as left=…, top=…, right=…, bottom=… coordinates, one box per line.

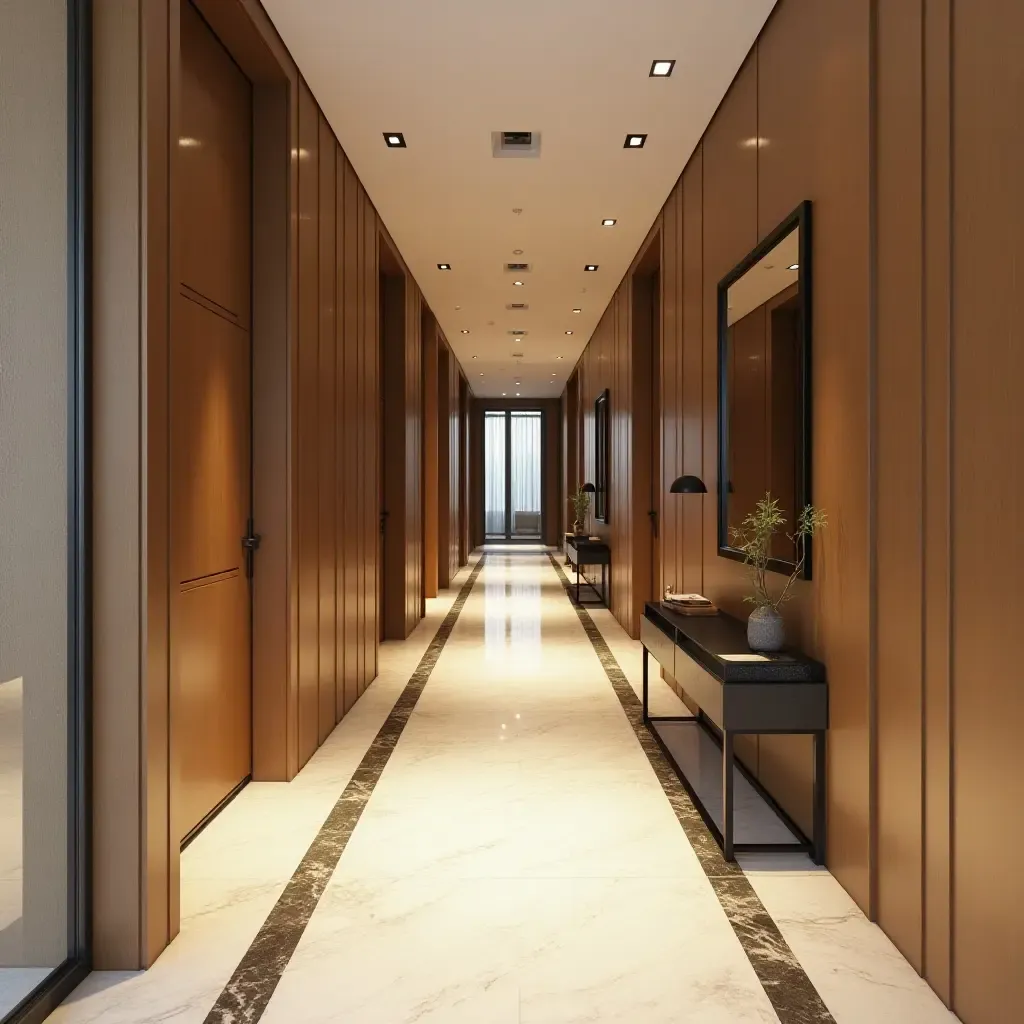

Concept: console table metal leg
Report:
left=722, top=730, right=735, bottom=861
left=812, top=729, right=827, bottom=864
left=642, top=648, right=649, bottom=724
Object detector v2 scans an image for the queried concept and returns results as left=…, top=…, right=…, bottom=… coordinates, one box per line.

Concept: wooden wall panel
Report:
left=875, top=0, right=924, bottom=969
left=296, top=80, right=319, bottom=769
left=316, top=115, right=336, bottom=744
left=354, top=173, right=366, bottom=695
left=423, top=315, right=440, bottom=598
left=362, top=189, right=379, bottom=687
left=952, top=0, right=1024, bottom=1019
left=437, top=341, right=451, bottom=588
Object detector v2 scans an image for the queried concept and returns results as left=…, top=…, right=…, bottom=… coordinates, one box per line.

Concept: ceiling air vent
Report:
left=492, top=130, right=542, bottom=159
left=511, top=351, right=525, bottom=359
left=505, top=263, right=531, bottom=273
left=506, top=302, right=529, bottom=311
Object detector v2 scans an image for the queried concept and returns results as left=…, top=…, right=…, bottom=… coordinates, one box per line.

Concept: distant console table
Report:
left=564, top=536, right=610, bottom=607
left=641, top=602, right=828, bottom=863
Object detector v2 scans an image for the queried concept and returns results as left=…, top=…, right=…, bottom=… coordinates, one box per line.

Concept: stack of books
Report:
left=663, top=592, right=718, bottom=616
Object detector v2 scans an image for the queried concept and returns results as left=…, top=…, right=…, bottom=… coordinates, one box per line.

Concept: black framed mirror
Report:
left=594, top=389, right=609, bottom=523
left=717, top=200, right=812, bottom=577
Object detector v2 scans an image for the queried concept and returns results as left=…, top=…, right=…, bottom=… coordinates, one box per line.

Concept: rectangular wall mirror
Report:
left=717, top=201, right=812, bottom=577
left=594, top=389, right=609, bottom=523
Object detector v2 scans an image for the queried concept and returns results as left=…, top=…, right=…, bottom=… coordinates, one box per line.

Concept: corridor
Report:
left=55, top=552, right=953, bottom=1024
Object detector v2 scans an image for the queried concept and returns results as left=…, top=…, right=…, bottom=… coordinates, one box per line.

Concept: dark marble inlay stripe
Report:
left=203, top=556, right=488, bottom=1024
left=545, top=552, right=835, bottom=1024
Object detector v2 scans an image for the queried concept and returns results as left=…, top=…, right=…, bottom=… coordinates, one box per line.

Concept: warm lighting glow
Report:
left=179, top=136, right=201, bottom=148
left=740, top=136, right=770, bottom=149
left=565, top=331, right=573, bottom=336
left=601, top=218, right=617, bottom=227
left=572, top=308, right=582, bottom=314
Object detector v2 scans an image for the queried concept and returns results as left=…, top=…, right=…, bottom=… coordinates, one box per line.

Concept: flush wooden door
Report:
left=171, top=1, right=253, bottom=843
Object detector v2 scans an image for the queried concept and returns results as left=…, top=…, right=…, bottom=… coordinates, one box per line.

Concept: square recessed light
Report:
left=384, top=132, right=406, bottom=148
left=461, top=329, right=470, bottom=334
left=437, top=263, right=451, bottom=271
left=788, top=263, right=800, bottom=271
left=624, top=133, right=648, bottom=149
left=565, top=330, right=573, bottom=336
left=650, top=59, right=676, bottom=78
left=602, top=218, right=617, bottom=227
left=516, top=392, right=521, bottom=397
left=584, top=264, right=599, bottom=272
left=556, top=355, right=564, bottom=360
left=572, top=308, right=582, bottom=314
left=513, top=280, right=524, bottom=286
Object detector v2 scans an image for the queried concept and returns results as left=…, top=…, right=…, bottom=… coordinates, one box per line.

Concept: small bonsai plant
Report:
left=570, top=487, right=591, bottom=535
left=729, top=493, right=826, bottom=650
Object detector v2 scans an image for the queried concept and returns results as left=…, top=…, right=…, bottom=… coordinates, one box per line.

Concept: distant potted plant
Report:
left=730, top=493, right=827, bottom=652
left=570, top=487, right=591, bottom=536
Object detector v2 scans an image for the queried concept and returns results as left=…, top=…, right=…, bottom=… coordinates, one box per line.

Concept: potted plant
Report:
left=570, top=487, right=591, bottom=536
left=729, top=493, right=827, bottom=652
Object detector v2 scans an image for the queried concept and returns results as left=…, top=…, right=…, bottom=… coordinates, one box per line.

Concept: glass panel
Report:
left=510, top=412, right=542, bottom=539
left=484, top=412, right=507, bottom=538
left=0, top=0, right=76, bottom=1016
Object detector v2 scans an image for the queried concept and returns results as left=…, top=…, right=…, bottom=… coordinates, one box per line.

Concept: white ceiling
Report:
left=262, top=0, right=777, bottom=398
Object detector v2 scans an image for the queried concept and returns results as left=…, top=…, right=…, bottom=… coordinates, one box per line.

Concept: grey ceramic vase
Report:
left=747, top=606, right=785, bottom=652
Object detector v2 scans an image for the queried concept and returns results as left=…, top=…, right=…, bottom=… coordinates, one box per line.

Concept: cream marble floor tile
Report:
left=739, top=854, right=960, bottom=1024
left=261, top=876, right=778, bottom=1024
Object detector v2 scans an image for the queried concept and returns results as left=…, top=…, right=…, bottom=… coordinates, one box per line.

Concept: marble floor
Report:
left=47, top=550, right=958, bottom=1024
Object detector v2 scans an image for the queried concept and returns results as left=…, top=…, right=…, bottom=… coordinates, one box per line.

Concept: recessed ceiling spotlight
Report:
left=551, top=372, right=557, bottom=376
left=513, top=280, right=524, bottom=286
left=584, top=265, right=599, bottom=272
left=556, top=355, right=564, bottom=360
left=601, top=218, right=617, bottom=227
left=650, top=59, right=676, bottom=77
left=437, top=263, right=451, bottom=271
left=455, top=305, right=461, bottom=310
left=512, top=248, right=524, bottom=255
left=788, top=263, right=800, bottom=271
left=502, top=393, right=507, bottom=396
left=624, top=133, right=648, bottom=149
left=479, top=372, right=484, bottom=376
left=516, top=392, right=521, bottom=397
left=461, top=329, right=470, bottom=334
left=383, top=132, right=406, bottom=148
left=565, top=331, right=573, bottom=336
left=572, top=308, right=582, bottom=314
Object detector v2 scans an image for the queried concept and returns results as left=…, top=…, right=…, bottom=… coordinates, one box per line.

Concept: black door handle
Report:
left=242, top=518, right=262, bottom=578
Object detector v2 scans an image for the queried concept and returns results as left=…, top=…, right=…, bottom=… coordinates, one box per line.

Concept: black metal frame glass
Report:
left=716, top=200, right=813, bottom=579
left=594, top=389, right=610, bottom=524
left=5, top=2, right=92, bottom=1021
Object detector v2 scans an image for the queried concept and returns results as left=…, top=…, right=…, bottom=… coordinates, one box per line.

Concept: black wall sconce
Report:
left=670, top=475, right=707, bottom=494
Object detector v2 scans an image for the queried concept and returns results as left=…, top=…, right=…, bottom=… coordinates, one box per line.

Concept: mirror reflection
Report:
left=719, top=209, right=809, bottom=572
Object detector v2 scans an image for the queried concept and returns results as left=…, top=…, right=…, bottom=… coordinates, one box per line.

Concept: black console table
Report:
left=564, top=536, right=610, bottom=606
left=641, top=602, right=828, bottom=862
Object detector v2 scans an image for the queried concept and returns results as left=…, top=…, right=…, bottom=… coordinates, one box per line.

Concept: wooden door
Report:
left=172, top=2, right=253, bottom=843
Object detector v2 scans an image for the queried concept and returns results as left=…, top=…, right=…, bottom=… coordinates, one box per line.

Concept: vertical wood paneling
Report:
left=316, top=115, right=336, bottom=744
left=922, top=0, right=952, bottom=998
left=296, top=80, right=319, bottom=768
left=333, top=151, right=346, bottom=719
left=875, top=0, right=924, bottom=969
left=342, top=158, right=359, bottom=707
left=423, top=316, right=439, bottom=598
left=362, top=194, right=378, bottom=688
left=952, top=1, right=1024, bottom=1019
left=354, top=178, right=366, bottom=695
left=437, top=341, right=451, bottom=588
left=660, top=187, right=680, bottom=598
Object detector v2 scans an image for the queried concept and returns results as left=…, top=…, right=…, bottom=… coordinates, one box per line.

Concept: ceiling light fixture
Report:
left=624, top=133, right=648, bottom=149
left=584, top=265, right=599, bottom=272
left=383, top=132, right=406, bottom=148
left=461, top=329, right=470, bottom=334
left=437, top=263, right=451, bottom=271
left=788, top=263, right=800, bottom=270
left=572, top=308, right=582, bottom=314
left=479, top=373, right=484, bottom=376
left=650, top=59, right=676, bottom=77
left=516, top=392, right=521, bottom=397
left=513, top=280, right=524, bottom=286
left=512, top=248, right=524, bottom=255
left=601, top=218, right=617, bottom=227
left=565, top=331, right=573, bottom=336
left=502, top=393, right=507, bottom=396
left=556, top=356, right=564, bottom=360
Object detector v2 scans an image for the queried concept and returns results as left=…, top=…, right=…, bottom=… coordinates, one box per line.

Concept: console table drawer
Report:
left=639, top=616, right=675, bottom=677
